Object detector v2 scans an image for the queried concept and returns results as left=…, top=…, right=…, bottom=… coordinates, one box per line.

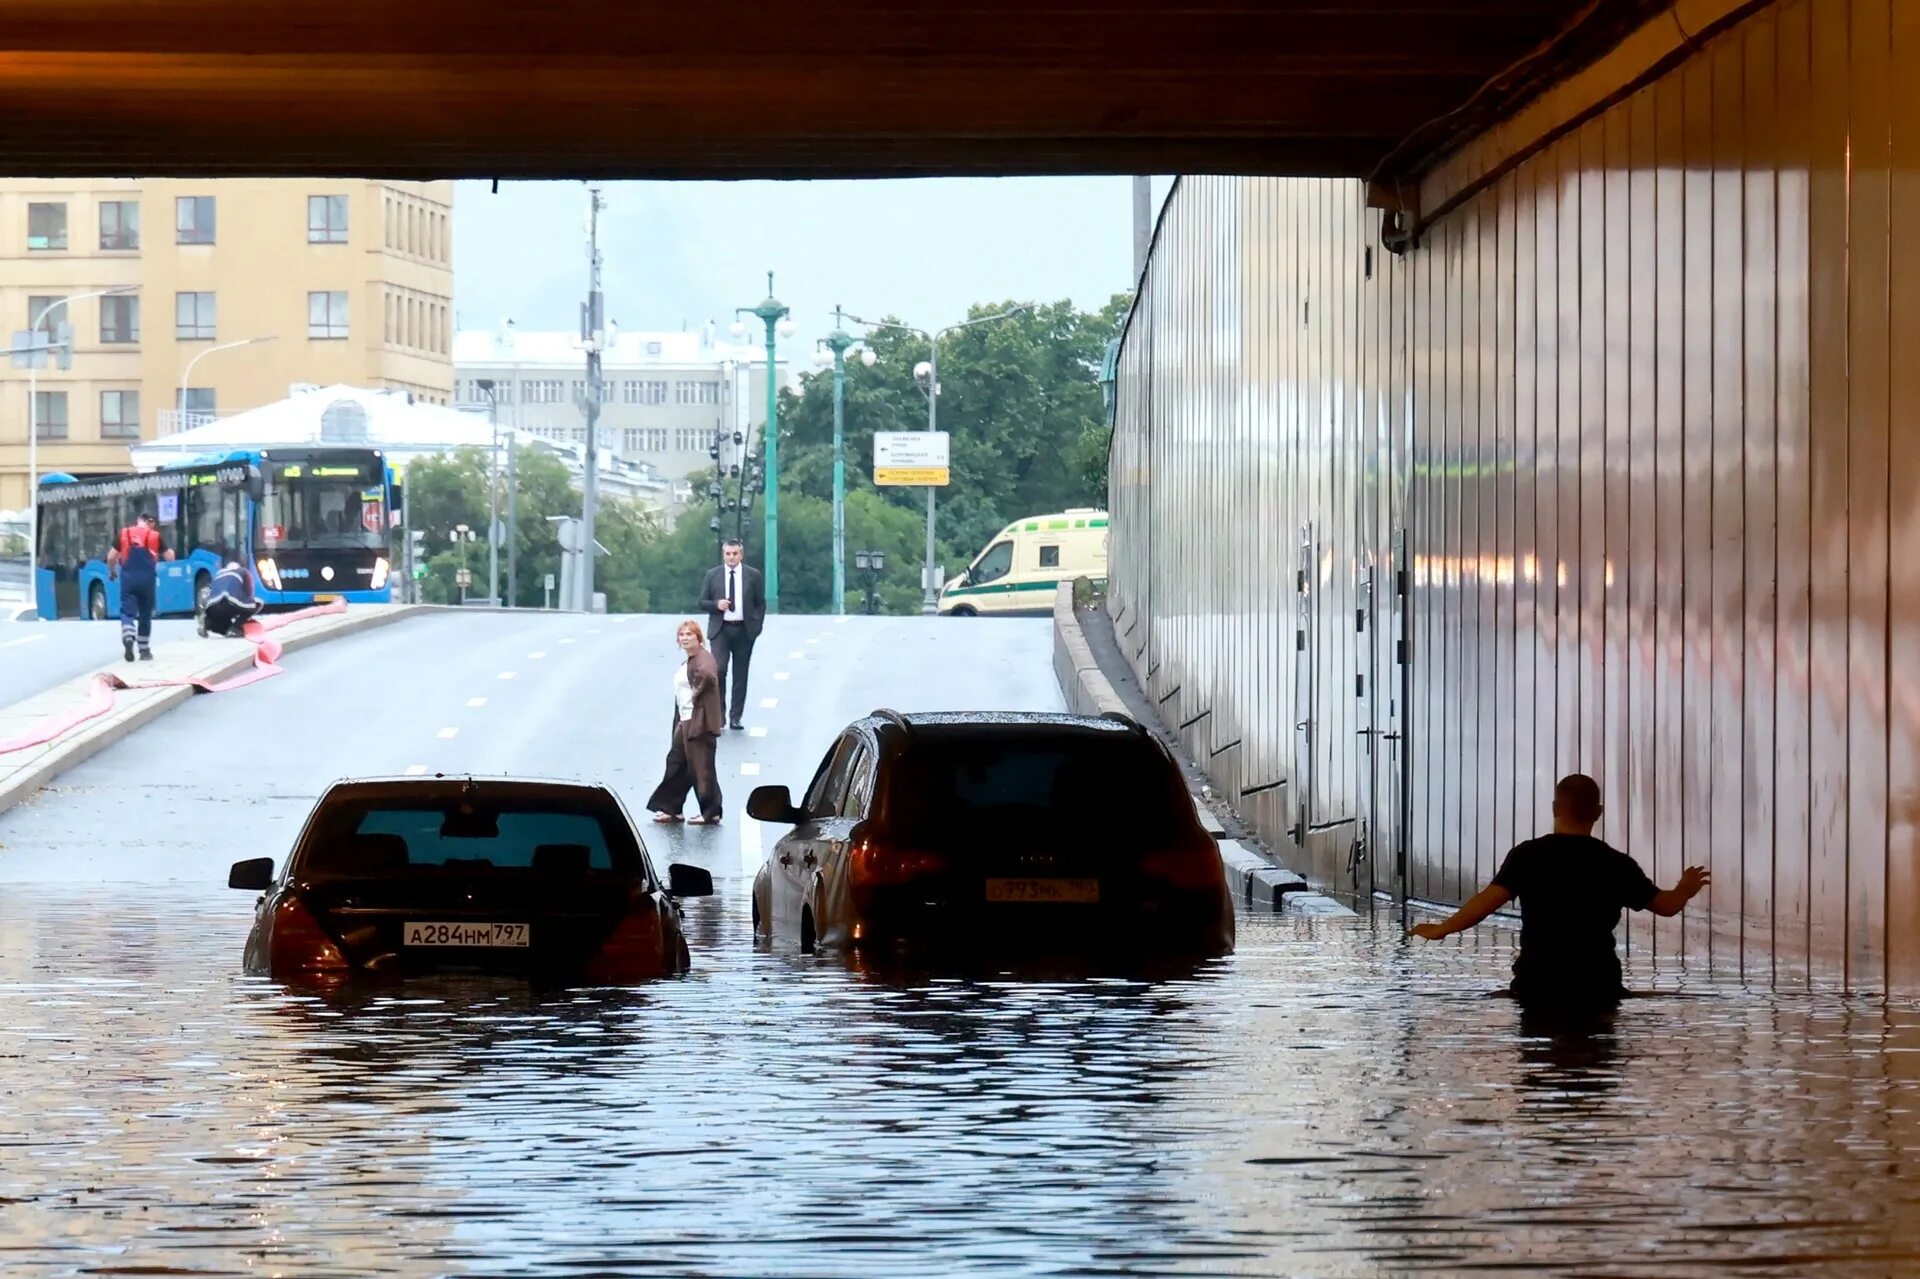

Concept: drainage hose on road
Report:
left=0, top=600, right=348, bottom=756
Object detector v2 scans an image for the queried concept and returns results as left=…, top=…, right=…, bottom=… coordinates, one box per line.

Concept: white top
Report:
left=674, top=662, right=694, bottom=722
left=722, top=565, right=744, bottom=622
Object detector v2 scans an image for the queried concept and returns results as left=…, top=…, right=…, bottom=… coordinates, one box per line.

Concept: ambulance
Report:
left=937, top=509, right=1108, bottom=616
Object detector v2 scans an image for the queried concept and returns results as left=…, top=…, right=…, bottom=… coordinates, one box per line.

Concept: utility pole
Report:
left=506, top=428, right=519, bottom=607
left=1132, top=176, right=1152, bottom=281
left=481, top=380, right=501, bottom=605
left=734, top=274, right=791, bottom=613
left=817, top=307, right=866, bottom=615
left=578, top=184, right=606, bottom=613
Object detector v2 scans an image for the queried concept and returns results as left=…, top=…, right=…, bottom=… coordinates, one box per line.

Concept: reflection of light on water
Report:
left=0, top=884, right=1912, bottom=1276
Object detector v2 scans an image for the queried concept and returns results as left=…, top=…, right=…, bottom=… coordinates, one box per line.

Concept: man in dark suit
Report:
left=697, top=539, right=766, bottom=730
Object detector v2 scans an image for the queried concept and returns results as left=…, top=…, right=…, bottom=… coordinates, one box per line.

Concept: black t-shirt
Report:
left=1491, top=834, right=1658, bottom=997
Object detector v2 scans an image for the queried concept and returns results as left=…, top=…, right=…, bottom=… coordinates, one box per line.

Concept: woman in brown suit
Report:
left=647, top=620, right=725, bottom=825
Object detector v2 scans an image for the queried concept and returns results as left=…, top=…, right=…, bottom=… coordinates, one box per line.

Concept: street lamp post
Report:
left=22, top=285, right=138, bottom=615
left=477, top=378, right=502, bottom=605
left=846, top=303, right=1033, bottom=614
left=732, top=273, right=794, bottom=614
left=454, top=523, right=472, bottom=604
left=814, top=307, right=875, bottom=615
left=176, top=334, right=278, bottom=435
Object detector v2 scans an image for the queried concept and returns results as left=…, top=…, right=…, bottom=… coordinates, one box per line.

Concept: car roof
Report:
left=317, top=775, right=620, bottom=803
left=863, top=710, right=1148, bottom=744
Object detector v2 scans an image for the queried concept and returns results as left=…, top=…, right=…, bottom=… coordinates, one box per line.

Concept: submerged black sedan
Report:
left=229, top=776, right=712, bottom=984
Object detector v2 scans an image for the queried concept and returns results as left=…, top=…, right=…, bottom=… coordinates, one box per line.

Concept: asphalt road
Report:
left=0, top=616, right=200, bottom=710
left=0, top=609, right=1064, bottom=885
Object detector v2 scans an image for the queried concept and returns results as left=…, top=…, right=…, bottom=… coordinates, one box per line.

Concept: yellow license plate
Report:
left=985, top=878, right=1100, bottom=904
left=313, top=594, right=340, bottom=602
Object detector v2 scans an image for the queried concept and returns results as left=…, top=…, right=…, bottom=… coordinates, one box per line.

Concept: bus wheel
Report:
left=950, top=605, right=977, bottom=618
left=194, top=572, right=211, bottom=615
left=88, top=583, right=106, bottom=620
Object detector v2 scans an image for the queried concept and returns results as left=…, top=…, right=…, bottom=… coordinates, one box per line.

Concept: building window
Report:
left=308, top=291, right=349, bottom=339
left=100, top=390, right=140, bottom=439
left=27, top=202, right=67, bottom=251
left=675, top=427, right=706, bottom=451
left=182, top=387, right=216, bottom=417
left=99, top=200, right=139, bottom=251
left=675, top=380, right=722, bottom=406
left=308, top=194, right=349, bottom=244
left=175, top=196, right=215, bottom=244
left=384, top=294, right=395, bottom=343
left=524, top=379, right=564, bottom=404
left=33, top=391, right=67, bottom=440
left=100, top=295, right=139, bottom=345
left=27, top=295, right=66, bottom=333
left=176, top=291, right=216, bottom=341
left=646, top=428, right=666, bottom=450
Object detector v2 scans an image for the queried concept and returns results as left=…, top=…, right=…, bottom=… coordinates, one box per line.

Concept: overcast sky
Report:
left=452, top=177, right=1174, bottom=357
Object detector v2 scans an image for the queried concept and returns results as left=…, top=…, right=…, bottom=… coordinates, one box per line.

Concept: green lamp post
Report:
left=814, top=306, right=875, bottom=615
left=733, top=272, right=793, bottom=613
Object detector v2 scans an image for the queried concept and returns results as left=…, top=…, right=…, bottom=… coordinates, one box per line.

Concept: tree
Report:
left=770, top=294, right=1129, bottom=597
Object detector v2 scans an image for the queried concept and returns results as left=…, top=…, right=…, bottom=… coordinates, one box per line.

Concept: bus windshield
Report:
left=257, top=460, right=386, bottom=552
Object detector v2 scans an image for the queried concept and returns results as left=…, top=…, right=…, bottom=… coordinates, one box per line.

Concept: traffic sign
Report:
left=874, top=431, right=950, bottom=487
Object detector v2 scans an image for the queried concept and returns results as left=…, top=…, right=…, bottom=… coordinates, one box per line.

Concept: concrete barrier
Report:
left=0, top=603, right=429, bottom=818
left=1049, top=582, right=1329, bottom=912
left=1052, top=581, right=1128, bottom=719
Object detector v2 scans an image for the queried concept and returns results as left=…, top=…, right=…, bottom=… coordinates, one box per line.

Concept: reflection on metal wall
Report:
left=1109, top=0, right=1920, bottom=991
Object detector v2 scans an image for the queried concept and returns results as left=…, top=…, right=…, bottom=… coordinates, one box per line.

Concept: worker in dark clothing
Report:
left=1409, top=774, right=1710, bottom=1007
left=106, top=511, right=173, bottom=662
left=198, top=560, right=262, bottom=638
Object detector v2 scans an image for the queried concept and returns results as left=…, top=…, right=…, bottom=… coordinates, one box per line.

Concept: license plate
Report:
left=404, top=921, right=529, bottom=948
left=313, top=594, right=340, bottom=603
left=985, top=878, right=1100, bottom=904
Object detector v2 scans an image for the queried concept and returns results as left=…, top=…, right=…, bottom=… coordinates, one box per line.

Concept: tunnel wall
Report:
left=1108, top=0, right=1920, bottom=990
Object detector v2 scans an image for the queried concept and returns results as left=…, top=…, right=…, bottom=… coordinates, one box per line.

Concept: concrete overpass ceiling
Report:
left=1, top=0, right=1669, bottom=180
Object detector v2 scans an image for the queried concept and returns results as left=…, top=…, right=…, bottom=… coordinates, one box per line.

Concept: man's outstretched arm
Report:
left=1647, top=865, right=1711, bottom=917
left=1409, top=883, right=1513, bottom=940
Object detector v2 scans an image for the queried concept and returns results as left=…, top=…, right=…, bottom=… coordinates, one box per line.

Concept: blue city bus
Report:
left=34, top=446, right=397, bottom=620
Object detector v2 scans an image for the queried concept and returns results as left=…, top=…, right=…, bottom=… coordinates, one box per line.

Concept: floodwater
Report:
left=2, top=884, right=1917, bottom=1278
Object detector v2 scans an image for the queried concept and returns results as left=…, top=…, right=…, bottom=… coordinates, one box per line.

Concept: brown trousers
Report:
left=647, top=720, right=722, bottom=820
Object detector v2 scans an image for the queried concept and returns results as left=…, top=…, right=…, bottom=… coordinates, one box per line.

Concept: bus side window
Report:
left=189, top=484, right=221, bottom=559
left=224, top=489, right=243, bottom=560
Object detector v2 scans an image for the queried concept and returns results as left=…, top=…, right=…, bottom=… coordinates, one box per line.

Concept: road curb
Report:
left=1049, top=584, right=1326, bottom=911
left=0, top=604, right=429, bottom=819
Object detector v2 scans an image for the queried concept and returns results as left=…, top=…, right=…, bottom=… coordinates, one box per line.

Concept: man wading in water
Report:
left=1409, top=774, right=1710, bottom=1007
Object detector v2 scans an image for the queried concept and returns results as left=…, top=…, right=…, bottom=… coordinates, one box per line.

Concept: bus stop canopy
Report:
left=128, top=385, right=494, bottom=474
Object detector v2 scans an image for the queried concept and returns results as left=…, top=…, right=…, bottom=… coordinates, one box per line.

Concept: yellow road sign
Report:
left=875, top=466, right=951, bottom=486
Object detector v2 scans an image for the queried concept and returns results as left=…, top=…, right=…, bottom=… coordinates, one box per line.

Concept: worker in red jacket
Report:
left=105, top=511, right=173, bottom=662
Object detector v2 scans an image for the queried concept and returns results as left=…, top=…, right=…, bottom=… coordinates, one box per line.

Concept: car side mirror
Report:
left=228, top=857, right=274, bottom=890
left=667, top=863, right=714, bottom=898
left=746, top=784, right=801, bottom=823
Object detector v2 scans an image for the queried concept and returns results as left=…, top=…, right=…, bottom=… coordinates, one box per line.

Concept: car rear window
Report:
left=885, top=735, right=1187, bottom=841
left=301, top=801, right=633, bottom=877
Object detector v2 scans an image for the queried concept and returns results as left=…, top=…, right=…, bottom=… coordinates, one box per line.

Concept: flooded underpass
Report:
left=2, top=880, right=1916, bottom=1278
left=1, top=613, right=1916, bottom=1276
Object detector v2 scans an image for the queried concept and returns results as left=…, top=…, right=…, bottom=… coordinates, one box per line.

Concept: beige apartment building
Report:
left=0, top=179, right=453, bottom=512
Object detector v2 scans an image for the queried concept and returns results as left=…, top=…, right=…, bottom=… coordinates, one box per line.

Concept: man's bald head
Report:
left=1553, top=774, right=1603, bottom=830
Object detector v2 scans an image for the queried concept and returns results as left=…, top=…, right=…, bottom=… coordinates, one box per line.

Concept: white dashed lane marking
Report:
left=560, top=638, right=577, bottom=645
left=499, top=671, right=517, bottom=680
left=466, top=697, right=487, bottom=708
left=759, top=697, right=778, bottom=709
left=529, top=651, right=547, bottom=660
left=740, top=762, right=761, bottom=776
left=404, top=764, right=428, bottom=776
left=437, top=727, right=459, bottom=739
left=748, top=727, right=768, bottom=738
left=789, top=650, right=804, bottom=659
left=773, top=672, right=790, bottom=681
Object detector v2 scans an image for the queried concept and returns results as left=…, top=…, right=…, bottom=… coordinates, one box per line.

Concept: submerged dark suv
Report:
left=747, top=710, right=1232, bottom=955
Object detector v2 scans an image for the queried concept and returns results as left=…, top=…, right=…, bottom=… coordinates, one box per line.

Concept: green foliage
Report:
left=400, top=292, right=1129, bottom=616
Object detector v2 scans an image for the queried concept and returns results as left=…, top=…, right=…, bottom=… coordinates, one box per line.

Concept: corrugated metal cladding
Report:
left=1108, top=0, right=1920, bottom=991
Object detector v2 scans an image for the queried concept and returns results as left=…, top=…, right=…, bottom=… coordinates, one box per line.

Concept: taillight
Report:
left=583, top=900, right=666, bottom=983
left=1140, top=835, right=1225, bottom=891
left=850, top=840, right=949, bottom=888
left=269, top=897, right=350, bottom=975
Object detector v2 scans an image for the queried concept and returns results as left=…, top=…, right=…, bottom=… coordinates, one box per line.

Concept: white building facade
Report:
left=453, top=325, right=786, bottom=500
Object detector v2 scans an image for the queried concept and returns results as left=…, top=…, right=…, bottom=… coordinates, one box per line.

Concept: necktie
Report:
left=728, top=568, right=737, bottom=613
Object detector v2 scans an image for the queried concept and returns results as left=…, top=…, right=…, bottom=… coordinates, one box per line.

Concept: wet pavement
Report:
left=1, top=612, right=1917, bottom=1275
